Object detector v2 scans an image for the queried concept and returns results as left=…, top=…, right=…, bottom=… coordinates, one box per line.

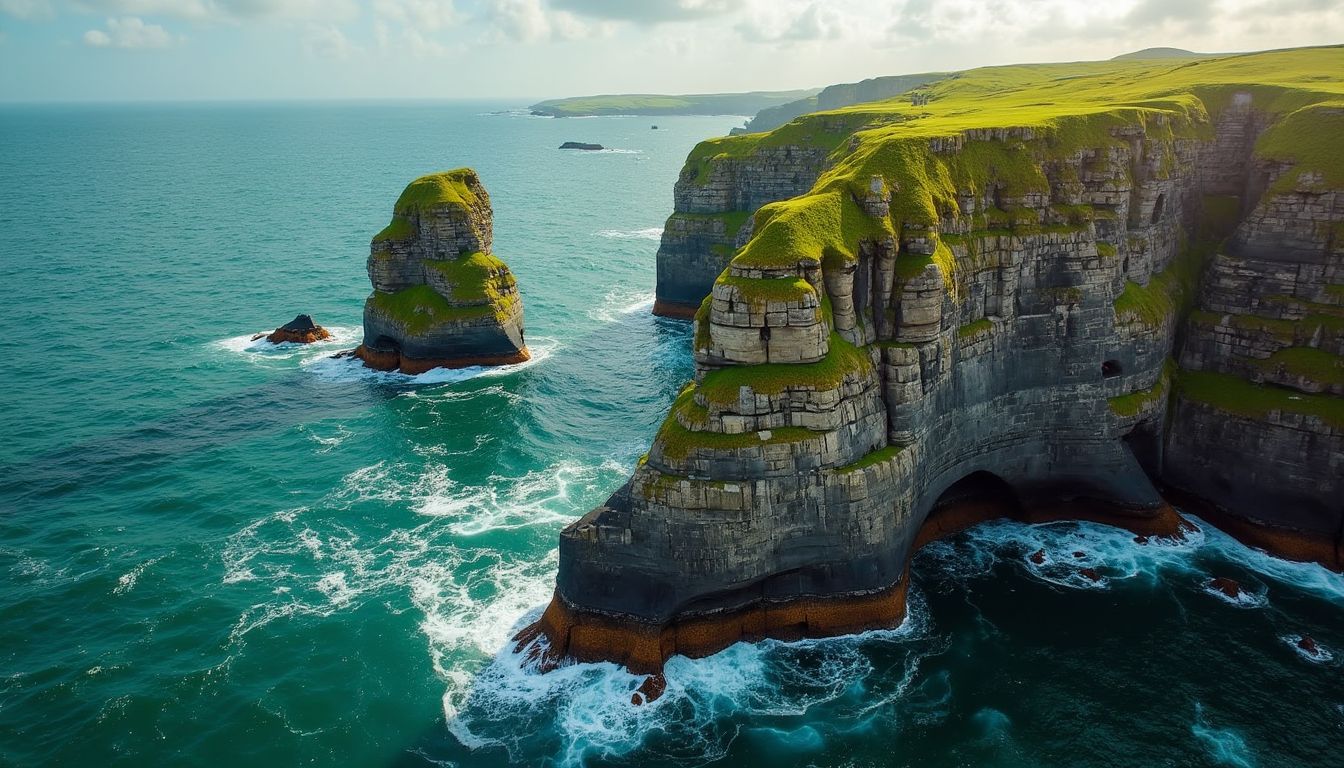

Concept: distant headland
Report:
left=529, top=89, right=819, bottom=118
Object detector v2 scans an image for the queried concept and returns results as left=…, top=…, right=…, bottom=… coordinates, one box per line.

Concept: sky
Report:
left=0, top=0, right=1340, bottom=102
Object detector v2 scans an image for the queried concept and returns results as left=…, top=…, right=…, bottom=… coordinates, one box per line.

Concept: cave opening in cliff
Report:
left=929, top=471, right=1023, bottom=524
left=372, top=335, right=401, bottom=352
left=1102, top=360, right=1123, bottom=378
left=1151, top=193, right=1166, bottom=224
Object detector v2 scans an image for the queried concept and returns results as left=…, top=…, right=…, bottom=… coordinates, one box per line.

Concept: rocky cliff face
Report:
left=526, top=48, right=1344, bottom=681
left=652, top=121, right=856, bottom=317
left=354, top=169, right=528, bottom=373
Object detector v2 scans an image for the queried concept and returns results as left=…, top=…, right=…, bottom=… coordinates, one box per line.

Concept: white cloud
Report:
left=373, top=0, right=456, bottom=30
left=69, top=0, right=359, bottom=22
left=302, top=22, right=356, bottom=58
left=738, top=1, right=844, bottom=43
left=485, top=0, right=550, bottom=41
left=553, top=0, right=743, bottom=23
left=481, top=0, right=595, bottom=42
left=82, top=15, right=175, bottom=47
left=0, top=0, right=54, bottom=19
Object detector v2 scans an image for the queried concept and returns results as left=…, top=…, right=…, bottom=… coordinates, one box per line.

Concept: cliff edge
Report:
left=354, top=169, right=528, bottom=374
left=526, top=46, right=1344, bottom=680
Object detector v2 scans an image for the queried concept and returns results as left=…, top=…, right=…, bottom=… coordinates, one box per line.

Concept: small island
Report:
left=354, top=169, right=528, bottom=374
left=559, top=142, right=603, bottom=151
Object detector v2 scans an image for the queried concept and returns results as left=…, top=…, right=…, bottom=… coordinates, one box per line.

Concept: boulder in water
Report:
left=263, top=314, right=331, bottom=344
left=630, top=673, right=667, bottom=706
left=1209, top=577, right=1243, bottom=599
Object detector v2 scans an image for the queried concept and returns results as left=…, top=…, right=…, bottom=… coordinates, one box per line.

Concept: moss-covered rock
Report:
left=356, top=169, right=527, bottom=373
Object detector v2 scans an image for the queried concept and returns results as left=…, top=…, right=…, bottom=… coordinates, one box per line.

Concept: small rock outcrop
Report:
left=560, top=142, right=603, bottom=151
left=354, top=169, right=527, bottom=374
left=260, top=314, right=330, bottom=344
left=1209, top=577, right=1243, bottom=599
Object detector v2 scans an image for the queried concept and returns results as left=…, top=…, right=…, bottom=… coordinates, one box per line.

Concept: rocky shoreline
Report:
left=526, top=47, right=1344, bottom=688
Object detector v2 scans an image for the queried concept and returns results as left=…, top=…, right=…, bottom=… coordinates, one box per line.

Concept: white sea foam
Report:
left=213, top=325, right=361, bottom=361
left=920, top=515, right=1344, bottom=606
left=301, top=337, right=557, bottom=386
left=303, top=424, right=352, bottom=453
left=219, top=454, right=621, bottom=649
left=595, top=227, right=663, bottom=241
left=1201, top=579, right=1269, bottom=608
left=1191, top=703, right=1256, bottom=767
left=442, top=587, right=931, bottom=767
left=1280, top=634, right=1335, bottom=664
left=113, top=556, right=162, bottom=596
left=587, top=290, right=656, bottom=323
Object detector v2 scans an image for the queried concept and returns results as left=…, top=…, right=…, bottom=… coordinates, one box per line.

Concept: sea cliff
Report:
left=527, top=46, right=1344, bottom=679
left=355, top=169, right=528, bottom=373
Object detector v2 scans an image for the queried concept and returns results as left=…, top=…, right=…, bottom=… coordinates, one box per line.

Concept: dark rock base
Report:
left=650, top=299, right=699, bottom=320
left=353, top=344, right=530, bottom=374
left=1163, top=488, right=1343, bottom=572
left=516, top=573, right=910, bottom=680
left=516, top=497, right=1190, bottom=693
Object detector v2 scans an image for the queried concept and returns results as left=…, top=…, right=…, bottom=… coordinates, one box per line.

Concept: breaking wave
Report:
left=587, top=290, right=656, bottom=324
left=595, top=227, right=663, bottom=241
left=300, top=338, right=557, bottom=386
left=214, top=325, right=361, bottom=361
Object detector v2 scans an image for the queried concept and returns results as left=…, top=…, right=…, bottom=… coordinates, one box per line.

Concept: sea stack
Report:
left=354, top=169, right=528, bottom=374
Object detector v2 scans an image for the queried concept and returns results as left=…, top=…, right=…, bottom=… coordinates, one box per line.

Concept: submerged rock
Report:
left=1029, top=549, right=1046, bottom=565
left=353, top=169, right=528, bottom=374
left=1297, top=635, right=1320, bottom=655
left=1209, top=577, right=1243, bottom=599
left=559, top=142, right=603, bottom=151
left=261, top=314, right=331, bottom=344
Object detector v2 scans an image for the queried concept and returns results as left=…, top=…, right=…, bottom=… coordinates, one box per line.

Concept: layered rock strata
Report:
left=354, top=169, right=528, bottom=373
left=527, top=49, right=1344, bottom=680
left=652, top=131, right=838, bottom=317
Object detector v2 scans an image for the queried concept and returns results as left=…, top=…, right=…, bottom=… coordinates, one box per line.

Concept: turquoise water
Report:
left=1, top=102, right=1341, bottom=767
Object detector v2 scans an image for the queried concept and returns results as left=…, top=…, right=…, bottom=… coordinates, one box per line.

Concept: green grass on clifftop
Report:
left=1178, top=369, right=1344, bottom=428
left=1256, top=347, right=1344, bottom=387
left=697, top=333, right=872, bottom=406
left=654, top=385, right=818, bottom=460
left=367, top=285, right=501, bottom=335
left=392, top=169, right=480, bottom=215
left=689, top=46, right=1343, bottom=291
left=425, top=252, right=515, bottom=303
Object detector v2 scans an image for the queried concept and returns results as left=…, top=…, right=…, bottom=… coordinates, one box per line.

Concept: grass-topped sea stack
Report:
left=355, top=169, right=528, bottom=374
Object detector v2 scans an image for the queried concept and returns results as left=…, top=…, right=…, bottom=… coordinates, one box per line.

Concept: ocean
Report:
left=0, top=101, right=1340, bottom=767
